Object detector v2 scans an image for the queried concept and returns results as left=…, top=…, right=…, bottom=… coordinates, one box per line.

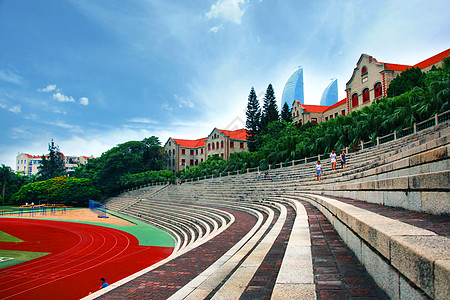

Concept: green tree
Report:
left=387, top=67, right=426, bottom=97
left=281, top=102, right=292, bottom=123
left=38, top=139, right=66, bottom=180
left=260, top=84, right=279, bottom=132
left=245, top=87, right=261, bottom=152
left=0, top=164, right=12, bottom=206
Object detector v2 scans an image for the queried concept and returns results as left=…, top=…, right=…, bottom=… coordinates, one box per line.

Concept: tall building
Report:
left=320, top=79, right=338, bottom=106
left=281, top=66, right=304, bottom=108
left=16, top=153, right=92, bottom=176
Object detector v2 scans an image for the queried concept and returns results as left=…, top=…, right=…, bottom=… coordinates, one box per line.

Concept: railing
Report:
left=117, top=110, right=450, bottom=188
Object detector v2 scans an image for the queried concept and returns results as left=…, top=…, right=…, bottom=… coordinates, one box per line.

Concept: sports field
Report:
left=0, top=209, right=175, bottom=299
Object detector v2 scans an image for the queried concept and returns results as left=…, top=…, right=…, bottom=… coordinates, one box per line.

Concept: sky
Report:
left=1, top=0, right=449, bottom=169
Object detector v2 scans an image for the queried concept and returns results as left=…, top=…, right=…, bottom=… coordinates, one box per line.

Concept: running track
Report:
left=0, top=218, right=174, bottom=300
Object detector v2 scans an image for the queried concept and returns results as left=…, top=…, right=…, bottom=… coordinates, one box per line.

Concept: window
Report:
left=190, top=159, right=194, bottom=166
left=181, top=159, right=185, bottom=165
left=201, top=158, right=203, bottom=162
left=201, top=149, right=203, bottom=154
left=240, top=142, right=244, bottom=149
left=374, top=82, right=382, bottom=98
left=182, top=149, right=185, bottom=155
left=221, top=141, right=224, bottom=148
left=342, top=110, right=346, bottom=116
left=195, top=159, right=198, bottom=166
left=208, top=143, right=211, bottom=150
left=363, top=88, right=370, bottom=102
left=190, top=150, right=194, bottom=155
left=335, top=112, right=338, bottom=118
left=172, top=149, right=175, bottom=155
left=230, top=142, right=234, bottom=148
left=195, top=149, right=198, bottom=155
left=311, top=118, right=317, bottom=124
left=221, top=153, right=224, bottom=157
left=212, top=143, right=215, bottom=150
left=216, top=142, right=219, bottom=149
left=169, top=142, right=171, bottom=146
left=361, top=66, right=368, bottom=76
left=352, top=93, right=358, bottom=107
left=325, top=117, right=328, bottom=121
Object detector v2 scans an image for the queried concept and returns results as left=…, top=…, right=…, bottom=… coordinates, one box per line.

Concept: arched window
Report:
left=216, top=142, right=219, bottom=149
left=221, top=141, right=224, bottom=148
left=374, top=82, right=382, bottom=98
left=363, top=88, right=370, bottom=102
left=352, top=93, right=358, bottom=107
left=361, top=66, right=368, bottom=76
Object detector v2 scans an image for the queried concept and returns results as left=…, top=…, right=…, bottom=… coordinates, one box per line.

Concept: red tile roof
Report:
left=217, top=128, right=248, bottom=141
left=172, top=138, right=206, bottom=148
left=300, top=104, right=330, bottom=113
left=324, top=98, right=347, bottom=112
left=414, top=48, right=450, bottom=69
left=383, top=63, right=412, bottom=71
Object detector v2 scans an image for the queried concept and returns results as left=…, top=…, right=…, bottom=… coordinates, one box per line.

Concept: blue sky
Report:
left=1, top=0, right=449, bottom=169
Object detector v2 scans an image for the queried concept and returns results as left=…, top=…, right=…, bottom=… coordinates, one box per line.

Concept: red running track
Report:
left=0, top=218, right=174, bottom=300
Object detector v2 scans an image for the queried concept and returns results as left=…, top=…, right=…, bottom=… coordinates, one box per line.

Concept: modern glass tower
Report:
left=281, top=67, right=304, bottom=108
left=320, top=79, right=338, bottom=106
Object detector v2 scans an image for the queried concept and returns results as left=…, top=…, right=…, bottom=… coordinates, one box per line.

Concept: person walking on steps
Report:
left=316, top=161, right=322, bottom=182
left=340, top=150, right=346, bottom=169
left=330, top=150, right=337, bottom=171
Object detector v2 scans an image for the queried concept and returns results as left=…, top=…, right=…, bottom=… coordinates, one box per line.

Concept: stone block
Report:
left=393, top=158, right=410, bottom=170
left=409, top=171, right=450, bottom=190
left=360, top=181, right=376, bottom=190
left=377, top=177, right=408, bottom=190
left=421, top=192, right=450, bottom=215
left=399, top=275, right=428, bottom=300
left=429, top=159, right=450, bottom=173
left=365, top=191, right=384, bottom=205
left=361, top=242, right=400, bottom=299
left=384, top=191, right=422, bottom=212
left=390, top=235, right=450, bottom=298
left=435, top=259, right=450, bottom=300
left=410, top=146, right=448, bottom=166
left=271, top=283, right=316, bottom=300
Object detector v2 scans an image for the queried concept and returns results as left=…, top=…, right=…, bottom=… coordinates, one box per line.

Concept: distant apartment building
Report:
left=16, top=153, right=92, bottom=176
left=165, top=128, right=248, bottom=172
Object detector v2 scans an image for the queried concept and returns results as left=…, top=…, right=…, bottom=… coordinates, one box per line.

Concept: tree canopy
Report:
left=38, top=139, right=66, bottom=180
left=245, top=87, right=261, bottom=152
left=387, top=67, right=426, bottom=97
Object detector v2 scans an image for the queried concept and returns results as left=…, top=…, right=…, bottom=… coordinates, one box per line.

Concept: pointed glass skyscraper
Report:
left=281, top=67, right=304, bottom=108
left=320, top=79, right=338, bottom=106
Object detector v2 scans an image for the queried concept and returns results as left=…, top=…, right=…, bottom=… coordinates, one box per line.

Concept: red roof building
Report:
left=165, top=128, right=248, bottom=172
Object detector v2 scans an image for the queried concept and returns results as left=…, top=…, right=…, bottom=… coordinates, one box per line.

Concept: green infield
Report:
left=0, top=231, right=24, bottom=243
left=0, top=250, right=50, bottom=269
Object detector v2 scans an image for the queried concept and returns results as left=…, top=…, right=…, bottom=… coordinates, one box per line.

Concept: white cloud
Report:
left=175, top=94, right=194, bottom=108
left=209, top=24, right=224, bottom=33
left=128, top=117, right=158, bottom=124
left=79, top=97, right=89, bottom=106
left=161, top=103, right=174, bottom=111
left=206, top=0, right=247, bottom=24
left=53, top=92, right=75, bottom=103
left=0, top=69, right=22, bottom=85
left=0, top=103, right=21, bottom=114
left=37, top=84, right=57, bottom=92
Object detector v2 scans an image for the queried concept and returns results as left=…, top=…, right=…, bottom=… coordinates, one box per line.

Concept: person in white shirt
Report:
left=330, top=150, right=337, bottom=171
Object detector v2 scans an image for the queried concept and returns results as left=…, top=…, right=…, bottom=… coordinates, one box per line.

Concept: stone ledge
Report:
left=301, top=193, right=450, bottom=299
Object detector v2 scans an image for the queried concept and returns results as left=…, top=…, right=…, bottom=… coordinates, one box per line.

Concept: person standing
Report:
left=316, top=161, right=322, bottom=182
left=330, top=150, right=337, bottom=171
left=340, top=150, right=346, bottom=169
